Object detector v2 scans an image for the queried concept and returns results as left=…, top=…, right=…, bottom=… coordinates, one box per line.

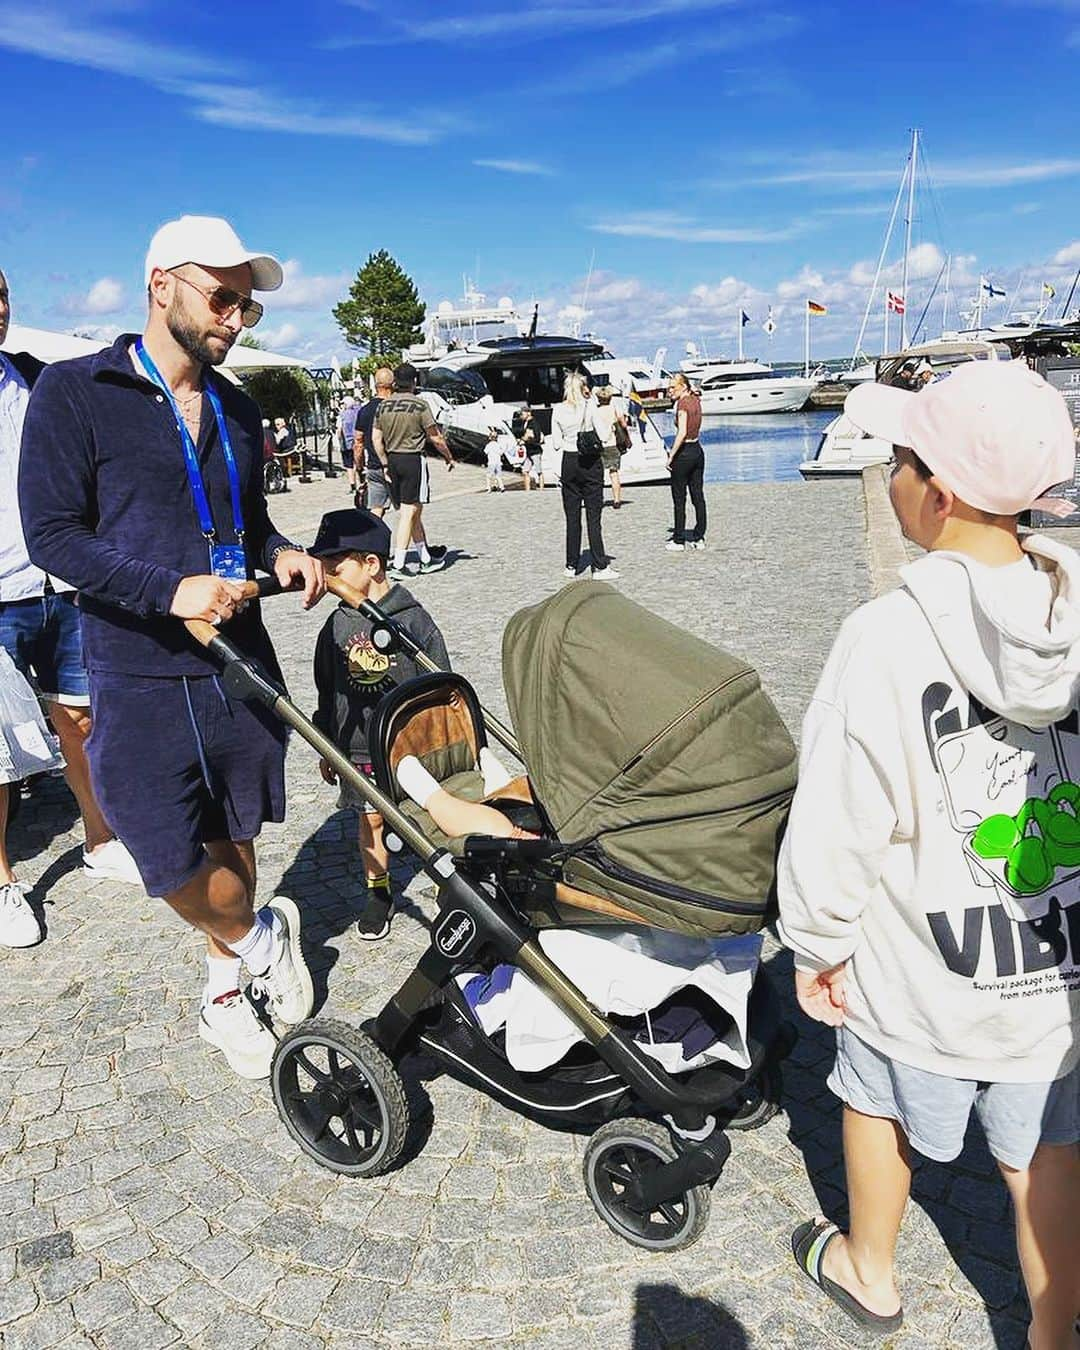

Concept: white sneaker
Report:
left=83, top=838, right=142, bottom=886
left=563, top=566, right=579, bottom=578
left=249, top=896, right=314, bottom=1026
left=689, top=539, right=707, bottom=550
left=0, top=883, right=42, bottom=948
left=665, top=541, right=685, bottom=552
left=592, top=566, right=620, bottom=580
left=199, top=992, right=276, bottom=1079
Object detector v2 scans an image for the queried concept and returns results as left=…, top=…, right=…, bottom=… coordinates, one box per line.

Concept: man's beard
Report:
left=165, top=294, right=231, bottom=367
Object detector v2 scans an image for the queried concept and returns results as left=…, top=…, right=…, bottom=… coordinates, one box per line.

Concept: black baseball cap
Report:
left=393, top=362, right=418, bottom=390
left=310, top=508, right=392, bottom=559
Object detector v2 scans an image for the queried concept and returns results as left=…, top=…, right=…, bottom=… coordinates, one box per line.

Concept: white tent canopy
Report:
left=2, top=324, right=313, bottom=376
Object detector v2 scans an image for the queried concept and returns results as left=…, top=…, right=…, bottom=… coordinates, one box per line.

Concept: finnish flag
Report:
left=980, top=276, right=1006, bottom=299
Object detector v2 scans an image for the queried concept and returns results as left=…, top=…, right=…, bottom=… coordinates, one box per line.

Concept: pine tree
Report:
left=333, top=250, right=426, bottom=358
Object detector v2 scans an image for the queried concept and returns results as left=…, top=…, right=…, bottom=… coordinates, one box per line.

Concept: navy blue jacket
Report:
left=18, top=334, right=291, bottom=676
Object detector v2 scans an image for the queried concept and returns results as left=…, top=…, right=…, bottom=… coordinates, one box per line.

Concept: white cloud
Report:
left=258, top=322, right=303, bottom=351
left=71, top=323, right=121, bottom=343
left=1054, top=240, right=1080, bottom=266
left=722, top=151, right=1080, bottom=192
left=59, top=276, right=126, bottom=316
left=776, top=266, right=826, bottom=301
left=187, top=86, right=459, bottom=145
left=530, top=18, right=802, bottom=97
left=340, top=0, right=744, bottom=45
left=591, top=212, right=806, bottom=244
left=275, top=260, right=350, bottom=311
left=473, top=158, right=555, bottom=176
left=0, top=7, right=457, bottom=146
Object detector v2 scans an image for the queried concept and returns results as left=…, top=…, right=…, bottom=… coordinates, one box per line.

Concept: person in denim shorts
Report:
left=779, top=363, right=1080, bottom=1345
left=0, top=265, right=140, bottom=950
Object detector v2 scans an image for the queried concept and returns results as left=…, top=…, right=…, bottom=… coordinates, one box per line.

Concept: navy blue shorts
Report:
left=0, top=592, right=89, bottom=705
left=86, top=672, right=287, bottom=897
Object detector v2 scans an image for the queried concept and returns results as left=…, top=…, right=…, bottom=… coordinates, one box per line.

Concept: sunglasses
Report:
left=169, top=270, right=264, bottom=328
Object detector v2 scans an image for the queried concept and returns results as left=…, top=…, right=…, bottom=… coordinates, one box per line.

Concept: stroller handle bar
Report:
left=189, top=571, right=522, bottom=760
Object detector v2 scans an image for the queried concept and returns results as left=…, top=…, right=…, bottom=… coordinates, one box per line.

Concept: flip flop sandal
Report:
left=792, top=1219, right=904, bottom=1334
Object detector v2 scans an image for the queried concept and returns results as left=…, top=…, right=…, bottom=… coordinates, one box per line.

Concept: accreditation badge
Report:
left=208, top=543, right=248, bottom=582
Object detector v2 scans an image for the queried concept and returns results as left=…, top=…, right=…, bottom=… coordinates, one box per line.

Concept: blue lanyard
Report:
left=135, top=338, right=245, bottom=544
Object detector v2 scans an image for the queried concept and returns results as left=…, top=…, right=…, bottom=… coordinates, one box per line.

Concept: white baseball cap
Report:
left=144, top=215, right=283, bottom=292
left=845, top=359, right=1076, bottom=515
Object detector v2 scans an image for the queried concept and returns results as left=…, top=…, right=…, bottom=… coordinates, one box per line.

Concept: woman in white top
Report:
left=549, top=373, right=618, bottom=580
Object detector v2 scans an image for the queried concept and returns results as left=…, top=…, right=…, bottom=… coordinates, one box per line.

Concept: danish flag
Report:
left=887, top=290, right=905, bottom=316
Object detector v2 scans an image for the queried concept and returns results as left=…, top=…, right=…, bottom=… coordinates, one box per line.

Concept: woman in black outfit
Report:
left=550, top=372, right=619, bottom=579
left=666, top=372, right=706, bottom=550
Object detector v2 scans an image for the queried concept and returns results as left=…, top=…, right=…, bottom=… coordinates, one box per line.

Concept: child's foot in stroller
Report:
left=356, top=884, right=393, bottom=941
left=248, top=896, right=314, bottom=1026
left=792, top=1219, right=903, bottom=1331
left=199, top=991, right=276, bottom=1079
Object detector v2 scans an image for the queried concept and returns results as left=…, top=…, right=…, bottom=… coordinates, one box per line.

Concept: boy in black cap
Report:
left=310, top=508, right=449, bottom=939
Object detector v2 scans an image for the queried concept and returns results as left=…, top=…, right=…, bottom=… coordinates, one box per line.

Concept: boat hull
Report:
left=699, top=378, right=816, bottom=415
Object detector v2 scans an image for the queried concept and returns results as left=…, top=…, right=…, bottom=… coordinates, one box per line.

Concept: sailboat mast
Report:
left=900, top=128, right=918, bottom=348
left=942, top=254, right=951, bottom=336
left=737, top=306, right=744, bottom=362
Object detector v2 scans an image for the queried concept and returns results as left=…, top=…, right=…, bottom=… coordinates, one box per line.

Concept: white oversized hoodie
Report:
left=778, top=535, right=1080, bottom=1082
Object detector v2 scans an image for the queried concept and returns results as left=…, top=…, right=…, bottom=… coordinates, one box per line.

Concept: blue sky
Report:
left=3, top=0, right=1080, bottom=363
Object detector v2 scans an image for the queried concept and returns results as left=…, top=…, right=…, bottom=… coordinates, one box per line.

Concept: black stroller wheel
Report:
left=583, top=1118, right=710, bottom=1252
left=271, top=1019, right=410, bottom=1177
left=726, top=1060, right=783, bottom=1132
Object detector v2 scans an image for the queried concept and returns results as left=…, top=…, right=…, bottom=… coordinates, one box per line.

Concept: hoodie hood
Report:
left=900, top=533, right=1080, bottom=727
left=370, top=584, right=423, bottom=618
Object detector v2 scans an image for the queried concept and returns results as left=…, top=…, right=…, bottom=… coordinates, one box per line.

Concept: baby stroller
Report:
left=186, top=580, right=798, bottom=1252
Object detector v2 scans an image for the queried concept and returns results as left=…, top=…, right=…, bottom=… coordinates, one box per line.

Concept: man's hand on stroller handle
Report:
left=272, top=548, right=326, bottom=609
left=318, top=757, right=338, bottom=786
left=170, top=575, right=248, bottom=626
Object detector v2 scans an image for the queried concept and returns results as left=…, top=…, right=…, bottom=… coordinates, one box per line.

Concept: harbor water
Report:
left=653, top=409, right=835, bottom=484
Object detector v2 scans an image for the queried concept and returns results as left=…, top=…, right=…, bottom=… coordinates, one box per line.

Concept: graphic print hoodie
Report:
left=312, top=585, right=449, bottom=763
left=778, top=535, right=1080, bottom=1082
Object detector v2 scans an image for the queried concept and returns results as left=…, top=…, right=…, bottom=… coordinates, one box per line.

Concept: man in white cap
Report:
left=19, top=216, right=324, bottom=1078
left=778, top=360, right=1080, bottom=1344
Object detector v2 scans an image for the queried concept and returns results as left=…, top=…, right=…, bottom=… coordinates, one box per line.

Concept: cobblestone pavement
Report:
left=1, top=462, right=1036, bottom=1348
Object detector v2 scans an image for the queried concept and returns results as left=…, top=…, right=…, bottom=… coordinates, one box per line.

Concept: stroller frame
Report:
left=186, top=577, right=793, bottom=1251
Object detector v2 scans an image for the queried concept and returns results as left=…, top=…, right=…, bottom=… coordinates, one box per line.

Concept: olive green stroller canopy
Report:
left=502, top=583, right=797, bottom=938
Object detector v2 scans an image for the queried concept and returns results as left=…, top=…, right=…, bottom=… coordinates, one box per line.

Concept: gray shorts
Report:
left=829, top=1026, right=1080, bottom=1171
left=366, top=465, right=393, bottom=510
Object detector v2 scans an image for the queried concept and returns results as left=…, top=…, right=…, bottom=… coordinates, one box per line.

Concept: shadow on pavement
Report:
left=763, top=944, right=1031, bottom=1348
left=633, top=1282, right=750, bottom=1347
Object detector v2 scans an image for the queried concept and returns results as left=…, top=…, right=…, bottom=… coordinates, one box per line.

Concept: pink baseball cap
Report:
left=844, top=359, right=1076, bottom=514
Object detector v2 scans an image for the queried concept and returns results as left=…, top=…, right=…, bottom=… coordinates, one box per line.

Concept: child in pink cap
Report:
left=780, top=358, right=1080, bottom=1344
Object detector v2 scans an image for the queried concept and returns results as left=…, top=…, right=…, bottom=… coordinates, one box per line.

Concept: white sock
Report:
left=396, top=755, right=441, bottom=808
left=418, top=543, right=431, bottom=564
left=230, top=911, right=280, bottom=976
left=479, top=747, right=513, bottom=795
left=393, top=548, right=406, bottom=570
left=204, top=954, right=242, bottom=1005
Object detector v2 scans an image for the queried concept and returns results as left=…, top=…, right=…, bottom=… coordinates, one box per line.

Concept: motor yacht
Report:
left=417, top=333, right=670, bottom=485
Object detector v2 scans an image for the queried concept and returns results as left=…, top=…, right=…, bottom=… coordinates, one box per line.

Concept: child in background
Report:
left=484, top=428, right=508, bottom=493
left=310, top=509, right=449, bottom=940
left=779, top=362, right=1080, bottom=1345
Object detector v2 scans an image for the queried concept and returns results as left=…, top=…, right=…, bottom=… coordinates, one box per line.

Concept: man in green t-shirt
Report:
left=371, top=363, right=455, bottom=579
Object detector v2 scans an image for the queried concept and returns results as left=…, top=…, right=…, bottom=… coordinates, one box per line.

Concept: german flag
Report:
left=807, top=300, right=827, bottom=316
